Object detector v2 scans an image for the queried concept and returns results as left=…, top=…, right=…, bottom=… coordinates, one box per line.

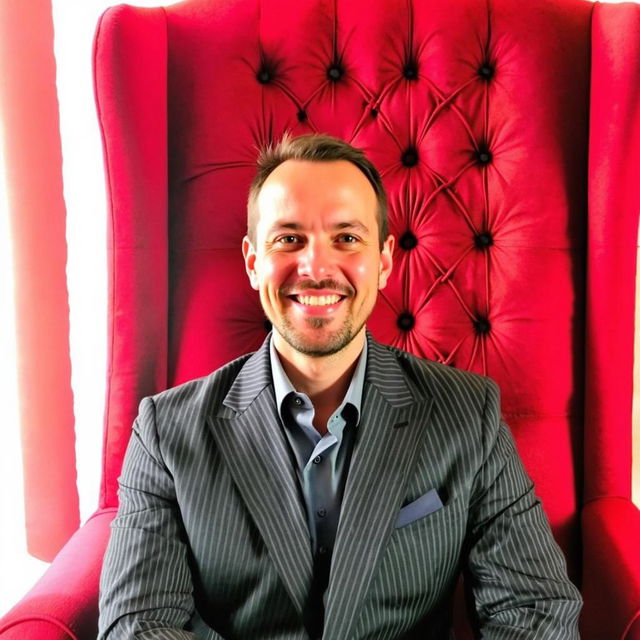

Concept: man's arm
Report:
left=465, top=380, right=582, bottom=639
left=99, top=397, right=223, bottom=639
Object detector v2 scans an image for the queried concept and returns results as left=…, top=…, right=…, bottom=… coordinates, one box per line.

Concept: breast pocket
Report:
left=366, top=493, right=465, bottom=617
left=395, top=488, right=444, bottom=529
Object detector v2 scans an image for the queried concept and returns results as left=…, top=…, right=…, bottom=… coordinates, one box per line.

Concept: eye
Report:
left=275, top=235, right=301, bottom=244
left=337, top=233, right=359, bottom=244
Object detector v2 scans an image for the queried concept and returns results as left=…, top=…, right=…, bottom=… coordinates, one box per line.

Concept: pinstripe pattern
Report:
left=99, top=333, right=581, bottom=639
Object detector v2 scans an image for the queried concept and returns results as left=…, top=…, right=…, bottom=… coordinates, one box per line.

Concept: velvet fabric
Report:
left=1, top=0, right=639, bottom=638
left=0, top=510, right=115, bottom=640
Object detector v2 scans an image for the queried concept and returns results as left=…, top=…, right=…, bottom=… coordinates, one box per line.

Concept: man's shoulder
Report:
left=373, top=339, right=496, bottom=401
left=373, top=340, right=503, bottom=446
left=148, top=350, right=256, bottom=415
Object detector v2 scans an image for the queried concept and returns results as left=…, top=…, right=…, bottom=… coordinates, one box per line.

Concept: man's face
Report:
left=243, top=159, right=394, bottom=357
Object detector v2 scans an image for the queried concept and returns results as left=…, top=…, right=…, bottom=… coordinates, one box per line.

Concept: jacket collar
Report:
left=221, top=330, right=417, bottom=416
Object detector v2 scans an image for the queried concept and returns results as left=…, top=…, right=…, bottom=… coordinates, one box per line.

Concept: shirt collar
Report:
left=269, top=334, right=367, bottom=423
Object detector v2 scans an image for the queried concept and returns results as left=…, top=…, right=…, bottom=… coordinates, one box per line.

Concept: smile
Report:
left=292, top=294, right=344, bottom=306
left=286, top=292, right=348, bottom=317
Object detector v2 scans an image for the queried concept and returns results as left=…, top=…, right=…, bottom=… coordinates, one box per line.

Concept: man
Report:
left=99, top=134, right=582, bottom=639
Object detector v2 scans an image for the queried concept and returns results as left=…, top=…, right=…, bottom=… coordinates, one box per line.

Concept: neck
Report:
left=272, top=329, right=366, bottom=407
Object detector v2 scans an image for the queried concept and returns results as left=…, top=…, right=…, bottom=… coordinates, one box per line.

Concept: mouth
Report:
left=288, top=293, right=347, bottom=307
left=286, top=292, right=348, bottom=317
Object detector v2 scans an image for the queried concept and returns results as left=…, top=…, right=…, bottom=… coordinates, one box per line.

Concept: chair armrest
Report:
left=0, top=509, right=116, bottom=640
left=580, top=497, right=640, bottom=640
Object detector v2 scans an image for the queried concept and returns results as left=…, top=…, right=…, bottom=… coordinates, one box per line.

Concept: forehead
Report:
left=256, top=159, right=377, bottom=226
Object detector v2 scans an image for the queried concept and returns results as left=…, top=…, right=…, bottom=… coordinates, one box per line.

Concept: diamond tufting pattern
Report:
left=167, top=0, right=585, bottom=420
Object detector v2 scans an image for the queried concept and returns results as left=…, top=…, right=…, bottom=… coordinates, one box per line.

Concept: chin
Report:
left=275, top=317, right=364, bottom=358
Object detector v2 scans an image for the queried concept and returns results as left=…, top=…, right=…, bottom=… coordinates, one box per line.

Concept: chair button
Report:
left=327, top=65, right=342, bottom=81
left=473, top=317, right=491, bottom=334
left=476, top=148, right=492, bottom=165
left=474, top=232, right=493, bottom=249
left=401, top=148, right=418, bottom=167
left=403, top=64, right=417, bottom=80
left=400, top=231, right=418, bottom=250
left=478, top=64, right=494, bottom=80
left=397, top=312, right=415, bottom=331
left=257, top=69, right=271, bottom=84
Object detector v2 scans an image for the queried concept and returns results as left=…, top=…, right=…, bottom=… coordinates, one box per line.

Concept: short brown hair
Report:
left=247, top=133, right=388, bottom=249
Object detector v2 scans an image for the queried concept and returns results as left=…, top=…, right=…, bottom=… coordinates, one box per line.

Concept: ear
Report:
left=378, top=234, right=395, bottom=290
left=242, top=236, right=259, bottom=290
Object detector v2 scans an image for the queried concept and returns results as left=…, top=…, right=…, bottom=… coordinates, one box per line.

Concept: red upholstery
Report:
left=1, top=0, right=639, bottom=638
left=0, top=510, right=115, bottom=640
left=585, top=1, right=640, bottom=503
left=581, top=499, right=640, bottom=639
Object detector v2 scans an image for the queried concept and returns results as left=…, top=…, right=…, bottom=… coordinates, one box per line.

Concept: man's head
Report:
left=243, top=133, right=394, bottom=358
left=247, top=133, right=388, bottom=250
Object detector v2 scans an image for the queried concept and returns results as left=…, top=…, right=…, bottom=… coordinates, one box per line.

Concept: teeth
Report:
left=296, top=294, right=341, bottom=306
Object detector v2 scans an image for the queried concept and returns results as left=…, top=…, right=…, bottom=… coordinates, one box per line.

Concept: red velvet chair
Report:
left=1, top=0, right=639, bottom=637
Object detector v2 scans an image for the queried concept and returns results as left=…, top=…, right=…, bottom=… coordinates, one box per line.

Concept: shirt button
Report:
left=317, top=508, right=326, bottom=517
left=313, top=455, right=322, bottom=464
left=294, top=397, right=303, bottom=406
left=318, top=545, right=328, bottom=555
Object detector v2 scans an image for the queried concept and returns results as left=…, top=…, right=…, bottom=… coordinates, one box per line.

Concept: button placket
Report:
left=306, top=434, right=338, bottom=471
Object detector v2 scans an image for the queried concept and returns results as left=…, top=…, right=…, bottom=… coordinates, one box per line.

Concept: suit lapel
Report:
left=323, top=336, right=433, bottom=640
left=207, top=336, right=313, bottom=618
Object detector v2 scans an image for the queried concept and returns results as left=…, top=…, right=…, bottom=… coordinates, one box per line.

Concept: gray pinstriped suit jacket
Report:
left=99, top=333, right=582, bottom=639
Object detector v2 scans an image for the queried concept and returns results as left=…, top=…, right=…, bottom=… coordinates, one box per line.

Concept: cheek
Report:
left=355, top=262, right=368, bottom=276
left=257, top=256, right=295, bottom=291
left=256, top=256, right=278, bottom=282
left=350, top=255, right=380, bottom=285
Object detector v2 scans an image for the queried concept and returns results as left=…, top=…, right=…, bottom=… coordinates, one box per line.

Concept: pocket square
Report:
left=395, top=488, right=444, bottom=528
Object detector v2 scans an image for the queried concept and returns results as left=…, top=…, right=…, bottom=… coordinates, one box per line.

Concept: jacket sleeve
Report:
left=465, top=379, right=583, bottom=639
left=98, top=396, right=225, bottom=640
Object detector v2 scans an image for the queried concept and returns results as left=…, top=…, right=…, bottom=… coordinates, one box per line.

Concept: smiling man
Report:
left=242, top=151, right=393, bottom=435
left=244, top=155, right=392, bottom=358
left=99, top=134, right=582, bottom=640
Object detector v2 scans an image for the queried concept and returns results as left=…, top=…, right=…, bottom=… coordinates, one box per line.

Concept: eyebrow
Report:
left=334, top=220, right=370, bottom=234
left=267, top=220, right=371, bottom=235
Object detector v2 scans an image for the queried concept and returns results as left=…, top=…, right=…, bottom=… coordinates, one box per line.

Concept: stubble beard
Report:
left=274, top=308, right=368, bottom=357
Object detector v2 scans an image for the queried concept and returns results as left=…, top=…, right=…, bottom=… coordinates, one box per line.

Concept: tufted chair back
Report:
left=88, top=0, right=640, bottom=638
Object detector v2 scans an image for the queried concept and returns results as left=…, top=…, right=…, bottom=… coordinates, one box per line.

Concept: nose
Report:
left=297, top=239, right=335, bottom=281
